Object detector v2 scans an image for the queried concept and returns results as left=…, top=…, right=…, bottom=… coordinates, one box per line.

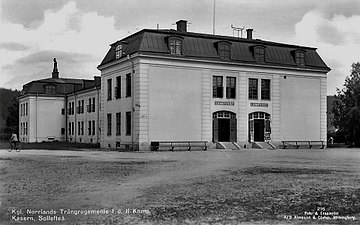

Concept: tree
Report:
left=5, top=96, right=19, bottom=134
left=332, top=62, right=360, bottom=146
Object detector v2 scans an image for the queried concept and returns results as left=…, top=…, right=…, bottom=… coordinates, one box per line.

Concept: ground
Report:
left=0, top=148, right=359, bottom=224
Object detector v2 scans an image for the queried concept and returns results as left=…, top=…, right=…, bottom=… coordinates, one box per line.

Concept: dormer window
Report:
left=254, top=46, right=265, bottom=63
left=169, top=38, right=183, bottom=55
left=217, top=42, right=231, bottom=60
left=294, top=50, right=305, bottom=66
left=115, top=44, right=122, bottom=59
left=44, top=85, right=56, bottom=94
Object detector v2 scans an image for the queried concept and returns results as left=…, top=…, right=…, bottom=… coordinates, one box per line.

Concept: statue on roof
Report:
left=52, top=58, right=59, bottom=79
left=53, top=58, right=58, bottom=73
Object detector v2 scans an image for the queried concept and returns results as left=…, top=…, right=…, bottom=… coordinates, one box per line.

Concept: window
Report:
left=20, top=104, right=23, bottom=116
left=254, top=47, right=265, bottom=62
left=295, top=51, right=305, bottom=66
left=249, top=78, right=258, bottom=99
left=107, top=113, right=112, bottom=136
left=213, top=76, right=223, bottom=98
left=116, top=44, right=122, bottom=59
left=25, top=122, right=27, bottom=135
left=72, top=122, right=74, bottom=135
left=78, top=122, right=81, bottom=135
left=20, top=123, right=23, bottom=135
left=87, top=98, right=91, bottom=113
left=169, top=38, right=182, bottom=55
left=88, top=121, right=91, bottom=135
left=68, top=122, right=71, bottom=135
left=116, top=76, right=121, bottom=99
left=61, top=108, right=65, bottom=115
left=261, top=79, right=271, bottom=100
left=116, top=112, right=121, bottom=136
left=92, top=120, right=95, bottom=135
left=126, top=73, right=131, bottom=97
left=218, top=43, right=231, bottom=60
left=92, top=97, right=95, bottom=112
left=25, top=103, right=28, bottom=115
left=44, top=85, right=56, bottom=94
left=126, top=112, right=131, bottom=136
left=226, top=77, right=236, bottom=99
left=81, top=100, right=84, bottom=113
left=81, top=121, right=84, bottom=135
left=61, top=128, right=65, bottom=135
left=107, top=78, right=112, bottom=100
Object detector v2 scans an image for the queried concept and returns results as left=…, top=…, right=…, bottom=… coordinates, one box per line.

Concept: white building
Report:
left=98, top=20, right=330, bottom=150
left=18, top=59, right=101, bottom=143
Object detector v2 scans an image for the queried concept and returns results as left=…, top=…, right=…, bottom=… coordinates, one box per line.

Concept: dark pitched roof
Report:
left=21, top=77, right=100, bottom=96
left=99, top=29, right=330, bottom=72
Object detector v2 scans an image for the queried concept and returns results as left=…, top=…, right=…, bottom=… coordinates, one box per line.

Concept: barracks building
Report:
left=19, top=20, right=330, bottom=150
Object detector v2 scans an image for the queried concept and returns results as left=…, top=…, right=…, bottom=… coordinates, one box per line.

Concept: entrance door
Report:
left=213, top=111, right=237, bottom=142
left=254, top=119, right=264, bottom=141
left=218, top=119, right=230, bottom=141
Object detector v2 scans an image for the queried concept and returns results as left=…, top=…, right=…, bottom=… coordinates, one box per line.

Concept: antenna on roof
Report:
left=213, top=0, right=216, bottom=35
left=231, top=25, right=245, bottom=38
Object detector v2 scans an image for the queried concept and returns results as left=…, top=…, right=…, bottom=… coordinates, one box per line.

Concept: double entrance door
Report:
left=213, top=111, right=236, bottom=142
left=249, top=112, right=271, bottom=142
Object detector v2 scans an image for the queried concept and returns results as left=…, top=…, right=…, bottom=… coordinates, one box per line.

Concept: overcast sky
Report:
left=1, top=0, right=360, bottom=95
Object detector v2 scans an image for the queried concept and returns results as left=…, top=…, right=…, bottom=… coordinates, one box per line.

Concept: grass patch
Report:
left=139, top=166, right=360, bottom=224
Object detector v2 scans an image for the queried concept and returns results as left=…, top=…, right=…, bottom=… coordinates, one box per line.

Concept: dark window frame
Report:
left=107, top=78, right=112, bottom=101
left=254, top=46, right=265, bottom=63
left=226, top=77, right=236, bottom=99
left=295, top=50, right=306, bottom=66
left=116, top=112, right=121, bottom=136
left=107, top=113, right=112, bottom=136
left=126, top=73, right=131, bottom=97
left=218, top=42, right=231, bottom=60
left=213, top=76, right=223, bottom=98
left=169, top=37, right=183, bottom=55
left=248, top=78, right=258, bottom=100
left=116, top=76, right=121, bottom=99
left=126, top=111, right=131, bottom=136
left=261, top=79, right=271, bottom=100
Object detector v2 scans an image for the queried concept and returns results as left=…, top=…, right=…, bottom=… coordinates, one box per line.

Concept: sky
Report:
left=0, top=0, right=360, bottom=95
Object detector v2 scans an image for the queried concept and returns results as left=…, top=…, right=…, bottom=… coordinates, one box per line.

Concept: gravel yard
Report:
left=0, top=148, right=359, bottom=224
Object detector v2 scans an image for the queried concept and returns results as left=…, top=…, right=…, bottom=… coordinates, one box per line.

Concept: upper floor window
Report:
left=213, top=76, right=223, bottom=98
left=261, top=79, right=271, bottom=100
left=126, top=111, right=131, bottom=136
left=107, top=78, right=112, bottom=100
left=116, top=76, right=121, bottom=99
left=226, top=77, right=236, bottom=99
left=295, top=50, right=305, bottom=66
left=218, top=42, right=231, bottom=60
left=126, top=73, right=131, bottom=97
left=169, top=38, right=182, bottom=55
left=249, top=78, right=258, bottom=100
left=254, top=47, right=265, bottom=63
left=44, top=85, right=56, bottom=94
left=115, top=44, right=122, bottom=59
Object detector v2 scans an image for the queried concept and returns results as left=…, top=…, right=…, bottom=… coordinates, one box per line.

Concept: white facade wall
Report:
left=100, top=59, right=135, bottom=149
left=67, top=88, right=100, bottom=144
left=20, top=96, right=66, bottom=142
left=100, top=56, right=327, bottom=150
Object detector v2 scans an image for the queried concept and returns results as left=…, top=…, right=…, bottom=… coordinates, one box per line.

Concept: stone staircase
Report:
left=253, top=142, right=276, bottom=149
left=216, top=142, right=241, bottom=150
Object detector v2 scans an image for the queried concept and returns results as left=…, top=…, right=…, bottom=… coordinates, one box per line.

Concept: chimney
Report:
left=94, top=76, right=101, bottom=87
left=246, top=29, right=253, bottom=39
left=176, top=20, right=187, bottom=32
left=52, top=58, right=59, bottom=79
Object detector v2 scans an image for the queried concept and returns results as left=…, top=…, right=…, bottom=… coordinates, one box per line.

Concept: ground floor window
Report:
left=212, top=111, right=237, bottom=142
left=249, top=112, right=271, bottom=142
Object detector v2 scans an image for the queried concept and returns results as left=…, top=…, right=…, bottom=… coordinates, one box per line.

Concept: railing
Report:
left=150, top=141, right=208, bottom=151
left=282, top=141, right=325, bottom=149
